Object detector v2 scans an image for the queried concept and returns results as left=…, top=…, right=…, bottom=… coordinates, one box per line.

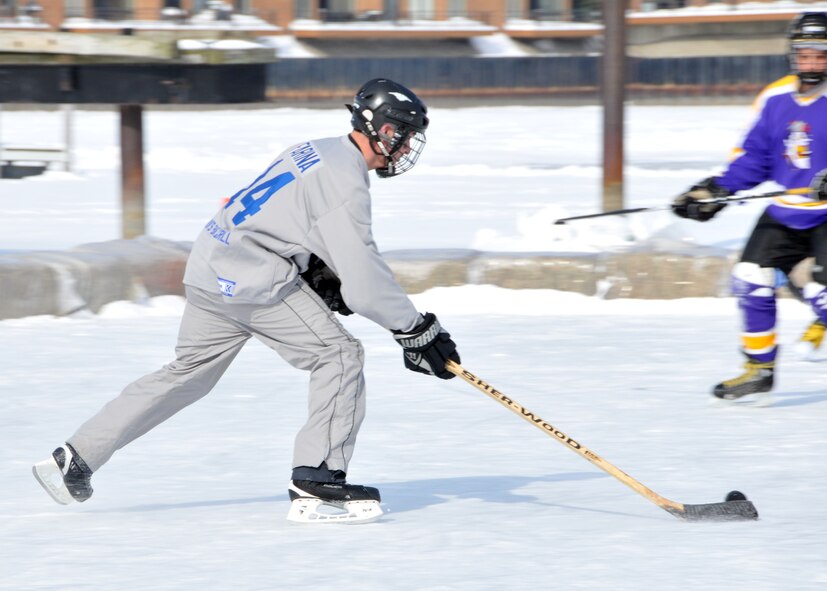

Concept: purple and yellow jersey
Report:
left=717, top=75, right=827, bottom=230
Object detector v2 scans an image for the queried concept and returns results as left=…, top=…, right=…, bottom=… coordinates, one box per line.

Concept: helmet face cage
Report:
left=788, top=12, right=827, bottom=85
left=375, top=125, right=426, bottom=178
left=347, top=78, right=429, bottom=178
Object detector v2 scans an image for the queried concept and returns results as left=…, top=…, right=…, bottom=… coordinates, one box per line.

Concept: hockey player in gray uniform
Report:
left=33, top=78, right=460, bottom=524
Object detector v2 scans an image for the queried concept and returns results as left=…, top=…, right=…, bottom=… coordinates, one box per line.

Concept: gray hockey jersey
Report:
left=183, top=135, right=422, bottom=332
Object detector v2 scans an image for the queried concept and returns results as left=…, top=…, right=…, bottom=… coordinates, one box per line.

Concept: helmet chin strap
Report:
left=369, top=137, right=394, bottom=176
left=369, top=136, right=391, bottom=159
left=362, top=120, right=397, bottom=176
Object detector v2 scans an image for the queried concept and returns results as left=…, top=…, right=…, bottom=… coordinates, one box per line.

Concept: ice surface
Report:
left=2, top=105, right=826, bottom=590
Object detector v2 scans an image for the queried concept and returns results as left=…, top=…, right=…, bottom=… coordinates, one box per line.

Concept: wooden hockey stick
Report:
left=553, top=187, right=812, bottom=225
left=445, top=361, right=759, bottom=522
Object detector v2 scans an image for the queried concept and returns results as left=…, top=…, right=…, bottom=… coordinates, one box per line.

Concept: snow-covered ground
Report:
left=0, top=103, right=770, bottom=253
left=2, top=105, right=826, bottom=590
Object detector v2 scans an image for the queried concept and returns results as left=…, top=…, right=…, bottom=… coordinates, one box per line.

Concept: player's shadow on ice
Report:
left=771, top=389, right=827, bottom=408
left=104, top=495, right=281, bottom=513
left=108, top=472, right=645, bottom=519
left=379, top=472, right=651, bottom=519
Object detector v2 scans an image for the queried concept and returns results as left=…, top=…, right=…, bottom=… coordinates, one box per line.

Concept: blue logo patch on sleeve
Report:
left=217, top=277, right=236, bottom=297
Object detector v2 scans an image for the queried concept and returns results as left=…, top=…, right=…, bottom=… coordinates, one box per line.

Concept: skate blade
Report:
left=793, top=341, right=824, bottom=362
left=286, top=497, right=383, bottom=524
left=32, top=458, right=74, bottom=505
left=710, top=390, right=773, bottom=408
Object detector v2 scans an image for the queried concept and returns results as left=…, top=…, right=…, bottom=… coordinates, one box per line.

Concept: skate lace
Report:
left=721, top=363, right=773, bottom=387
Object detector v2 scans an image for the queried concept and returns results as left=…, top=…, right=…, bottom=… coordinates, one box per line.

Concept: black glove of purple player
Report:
left=810, top=168, right=827, bottom=200
left=300, top=255, right=353, bottom=316
left=392, top=312, right=460, bottom=380
left=672, top=177, right=730, bottom=222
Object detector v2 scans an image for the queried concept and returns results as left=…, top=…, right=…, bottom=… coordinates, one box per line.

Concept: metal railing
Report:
left=266, top=54, right=790, bottom=102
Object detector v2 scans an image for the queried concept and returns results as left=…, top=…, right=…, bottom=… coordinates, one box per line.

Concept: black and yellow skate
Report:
left=712, top=360, right=774, bottom=402
left=794, top=319, right=826, bottom=359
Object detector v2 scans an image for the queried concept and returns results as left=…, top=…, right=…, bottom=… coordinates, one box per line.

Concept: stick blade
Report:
left=668, top=500, right=759, bottom=522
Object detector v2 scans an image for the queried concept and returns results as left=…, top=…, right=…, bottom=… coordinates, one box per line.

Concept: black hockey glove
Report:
left=672, top=177, right=730, bottom=222
left=300, top=254, right=353, bottom=316
left=392, top=312, right=460, bottom=380
left=810, top=167, right=827, bottom=200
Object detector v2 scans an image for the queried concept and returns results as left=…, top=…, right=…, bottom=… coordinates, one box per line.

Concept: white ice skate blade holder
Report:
left=793, top=340, right=824, bottom=362
left=286, top=497, right=383, bottom=524
left=710, top=390, right=773, bottom=408
left=32, top=457, right=74, bottom=505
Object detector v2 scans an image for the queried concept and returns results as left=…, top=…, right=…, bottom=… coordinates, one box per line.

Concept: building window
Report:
left=447, top=0, right=465, bottom=18
left=0, top=0, right=15, bottom=17
left=92, top=0, right=133, bottom=20
left=529, top=0, right=564, bottom=20
left=408, top=0, right=434, bottom=20
left=319, top=0, right=353, bottom=21
left=294, top=0, right=311, bottom=19
left=572, top=0, right=600, bottom=21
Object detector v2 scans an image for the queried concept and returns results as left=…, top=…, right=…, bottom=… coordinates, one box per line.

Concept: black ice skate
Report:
left=712, top=360, right=774, bottom=404
left=286, top=480, right=383, bottom=524
left=32, top=444, right=93, bottom=505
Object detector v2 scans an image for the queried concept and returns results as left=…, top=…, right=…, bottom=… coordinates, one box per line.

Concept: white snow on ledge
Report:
left=629, top=0, right=827, bottom=18
left=59, top=15, right=279, bottom=31
left=503, top=19, right=602, bottom=32
left=177, top=38, right=266, bottom=50
left=288, top=17, right=497, bottom=32
left=257, top=35, right=318, bottom=58
left=469, top=33, right=532, bottom=56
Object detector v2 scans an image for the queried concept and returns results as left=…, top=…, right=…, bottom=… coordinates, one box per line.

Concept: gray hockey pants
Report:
left=67, top=282, right=366, bottom=476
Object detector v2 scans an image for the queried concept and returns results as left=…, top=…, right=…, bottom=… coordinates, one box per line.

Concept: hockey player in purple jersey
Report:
left=673, top=12, right=827, bottom=403
left=32, top=79, right=460, bottom=523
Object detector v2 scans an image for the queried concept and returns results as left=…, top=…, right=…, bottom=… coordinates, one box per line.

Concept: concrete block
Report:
left=0, top=237, right=190, bottom=320
left=0, top=254, right=63, bottom=318
left=0, top=239, right=777, bottom=321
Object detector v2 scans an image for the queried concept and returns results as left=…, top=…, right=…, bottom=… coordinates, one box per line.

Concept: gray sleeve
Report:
left=313, top=196, right=422, bottom=332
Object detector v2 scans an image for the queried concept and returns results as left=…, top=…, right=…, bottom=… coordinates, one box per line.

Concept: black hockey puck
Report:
left=725, top=490, right=747, bottom=502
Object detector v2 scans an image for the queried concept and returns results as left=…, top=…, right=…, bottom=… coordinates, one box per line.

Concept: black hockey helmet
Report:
left=788, top=12, right=827, bottom=85
left=346, top=78, right=429, bottom=178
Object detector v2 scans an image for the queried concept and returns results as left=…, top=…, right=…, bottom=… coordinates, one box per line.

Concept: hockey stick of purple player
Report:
left=445, top=361, right=759, bottom=522
left=553, top=187, right=812, bottom=225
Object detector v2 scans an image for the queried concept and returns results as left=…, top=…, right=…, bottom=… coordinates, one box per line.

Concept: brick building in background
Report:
left=2, top=0, right=824, bottom=34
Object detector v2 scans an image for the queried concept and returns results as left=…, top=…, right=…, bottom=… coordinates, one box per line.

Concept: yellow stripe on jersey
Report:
left=728, top=75, right=800, bottom=162
left=751, top=74, right=799, bottom=111
left=774, top=198, right=827, bottom=208
left=773, top=187, right=827, bottom=208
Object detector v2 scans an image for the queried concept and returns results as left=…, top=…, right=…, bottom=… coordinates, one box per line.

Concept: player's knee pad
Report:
left=802, top=281, right=827, bottom=300
left=730, top=262, right=776, bottom=298
left=732, top=263, right=778, bottom=360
